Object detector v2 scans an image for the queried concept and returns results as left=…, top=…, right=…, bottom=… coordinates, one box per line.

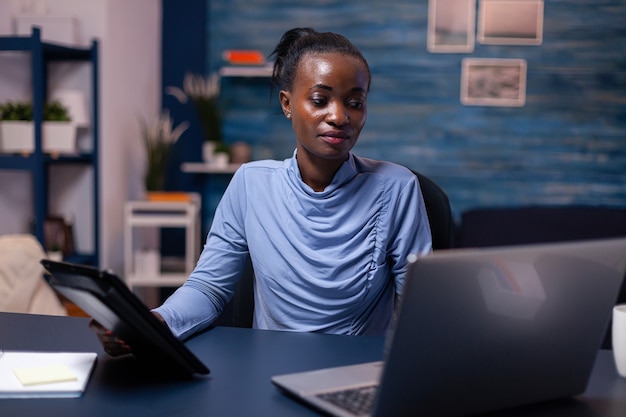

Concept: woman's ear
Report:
left=279, top=90, right=292, bottom=119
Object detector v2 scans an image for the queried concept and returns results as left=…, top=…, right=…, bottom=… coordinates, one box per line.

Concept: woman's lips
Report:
left=320, top=131, right=349, bottom=144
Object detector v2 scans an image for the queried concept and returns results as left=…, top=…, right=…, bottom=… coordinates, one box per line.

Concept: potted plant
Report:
left=0, top=101, right=32, bottom=153
left=43, top=100, right=75, bottom=154
left=46, top=241, right=64, bottom=262
left=0, top=99, right=75, bottom=154
left=166, top=72, right=232, bottom=165
left=139, top=110, right=189, bottom=193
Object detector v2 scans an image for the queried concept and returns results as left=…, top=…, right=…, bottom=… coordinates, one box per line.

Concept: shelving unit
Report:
left=123, top=194, right=201, bottom=290
left=0, top=28, right=100, bottom=266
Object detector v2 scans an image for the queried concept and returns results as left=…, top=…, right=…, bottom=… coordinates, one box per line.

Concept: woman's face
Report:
left=280, top=52, right=369, bottom=164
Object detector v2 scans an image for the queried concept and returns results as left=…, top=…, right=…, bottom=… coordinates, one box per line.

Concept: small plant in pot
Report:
left=139, top=110, right=189, bottom=192
left=166, top=72, right=231, bottom=165
left=0, top=100, right=71, bottom=121
left=0, top=100, right=74, bottom=154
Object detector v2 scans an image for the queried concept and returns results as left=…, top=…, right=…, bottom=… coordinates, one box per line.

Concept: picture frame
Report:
left=478, top=0, right=544, bottom=45
left=460, top=58, right=527, bottom=107
left=427, top=0, right=476, bottom=53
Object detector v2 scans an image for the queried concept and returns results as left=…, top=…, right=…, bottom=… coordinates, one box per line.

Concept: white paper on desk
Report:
left=0, top=351, right=97, bottom=398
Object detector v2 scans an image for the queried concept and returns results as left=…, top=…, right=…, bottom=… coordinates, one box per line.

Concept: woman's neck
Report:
left=296, top=151, right=347, bottom=192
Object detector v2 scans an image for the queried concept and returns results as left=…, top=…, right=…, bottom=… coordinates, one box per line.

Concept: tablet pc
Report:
left=40, top=259, right=209, bottom=377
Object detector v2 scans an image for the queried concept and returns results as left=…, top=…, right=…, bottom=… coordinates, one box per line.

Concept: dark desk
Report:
left=1, top=312, right=625, bottom=417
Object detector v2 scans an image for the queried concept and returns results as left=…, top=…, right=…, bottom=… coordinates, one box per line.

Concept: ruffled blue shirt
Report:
left=154, top=151, right=432, bottom=339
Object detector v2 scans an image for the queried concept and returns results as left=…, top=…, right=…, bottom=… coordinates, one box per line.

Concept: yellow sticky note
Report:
left=13, top=365, right=78, bottom=386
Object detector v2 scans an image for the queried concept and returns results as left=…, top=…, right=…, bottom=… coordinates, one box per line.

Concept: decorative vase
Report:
left=134, top=249, right=160, bottom=275
left=230, top=141, right=251, bottom=164
left=203, top=141, right=216, bottom=163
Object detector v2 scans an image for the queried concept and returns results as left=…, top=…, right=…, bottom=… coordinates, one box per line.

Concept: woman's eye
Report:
left=312, top=97, right=327, bottom=106
left=347, top=100, right=364, bottom=109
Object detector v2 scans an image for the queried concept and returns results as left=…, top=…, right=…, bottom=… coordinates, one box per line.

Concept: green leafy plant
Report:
left=166, top=72, right=222, bottom=144
left=44, top=101, right=71, bottom=121
left=0, top=100, right=71, bottom=122
left=214, top=140, right=231, bottom=157
left=0, top=101, right=33, bottom=121
left=140, top=111, right=189, bottom=191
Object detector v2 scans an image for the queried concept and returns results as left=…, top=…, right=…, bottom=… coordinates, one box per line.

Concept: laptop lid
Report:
left=374, top=237, right=626, bottom=416
left=272, top=238, right=626, bottom=417
left=40, top=259, right=209, bottom=377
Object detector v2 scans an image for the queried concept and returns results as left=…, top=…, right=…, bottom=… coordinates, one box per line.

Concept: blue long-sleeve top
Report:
left=153, top=151, right=432, bottom=339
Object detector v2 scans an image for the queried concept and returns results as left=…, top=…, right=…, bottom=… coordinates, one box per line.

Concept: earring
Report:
left=286, top=113, right=292, bottom=119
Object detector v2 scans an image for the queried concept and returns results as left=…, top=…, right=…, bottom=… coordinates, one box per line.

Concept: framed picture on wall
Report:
left=460, top=58, right=527, bottom=107
left=478, top=0, right=544, bottom=45
left=427, top=0, right=476, bottom=53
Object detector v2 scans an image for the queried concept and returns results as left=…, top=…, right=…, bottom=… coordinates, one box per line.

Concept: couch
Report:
left=0, top=234, right=67, bottom=316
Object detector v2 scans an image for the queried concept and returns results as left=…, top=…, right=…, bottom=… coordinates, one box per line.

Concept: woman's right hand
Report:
left=88, top=319, right=133, bottom=357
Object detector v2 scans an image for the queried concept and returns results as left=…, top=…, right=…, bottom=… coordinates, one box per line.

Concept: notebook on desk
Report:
left=40, top=259, right=209, bottom=378
left=272, top=238, right=626, bottom=417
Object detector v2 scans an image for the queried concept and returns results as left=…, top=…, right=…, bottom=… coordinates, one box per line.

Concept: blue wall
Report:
left=162, top=0, right=208, bottom=195
left=165, top=0, right=626, bottom=225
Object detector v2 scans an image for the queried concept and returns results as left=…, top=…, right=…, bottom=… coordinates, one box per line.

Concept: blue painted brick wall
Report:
left=170, top=0, right=626, bottom=226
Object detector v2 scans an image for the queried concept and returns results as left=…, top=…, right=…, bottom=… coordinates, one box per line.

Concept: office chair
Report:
left=412, top=171, right=455, bottom=251
left=217, top=170, right=455, bottom=329
left=457, top=205, right=626, bottom=349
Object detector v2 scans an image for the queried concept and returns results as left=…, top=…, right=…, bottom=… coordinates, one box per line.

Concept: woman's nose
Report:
left=327, top=105, right=349, bottom=125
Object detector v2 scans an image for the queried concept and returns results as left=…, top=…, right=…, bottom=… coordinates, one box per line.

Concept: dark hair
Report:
left=269, top=27, right=371, bottom=92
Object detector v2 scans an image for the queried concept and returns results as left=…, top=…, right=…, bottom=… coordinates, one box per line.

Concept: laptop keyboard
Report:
left=316, top=384, right=377, bottom=416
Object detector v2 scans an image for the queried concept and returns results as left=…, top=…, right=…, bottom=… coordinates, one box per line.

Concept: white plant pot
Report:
left=0, top=121, right=77, bottom=154
left=134, top=250, right=161, bottom=276
left=213, top=152, right=229, bottom=168
left=0, top=121, right=32, bottom=153
left=47, top=251, right=63, bottom=262
left=202, top=141, right=216, bottom=163
left=43, top=121, right=77, bottom=153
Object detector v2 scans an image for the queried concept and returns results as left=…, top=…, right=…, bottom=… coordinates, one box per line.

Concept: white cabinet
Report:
left=124, top=194, right=201, bottom=290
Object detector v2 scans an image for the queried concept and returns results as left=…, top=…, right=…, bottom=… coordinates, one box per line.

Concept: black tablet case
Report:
left=41, top=259, right=209, bottom=377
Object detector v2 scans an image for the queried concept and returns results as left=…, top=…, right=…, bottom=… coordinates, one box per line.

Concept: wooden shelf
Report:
left=181, top=162, right=241, bottom=174
left=124, top=272, right=190, bottom=287
left=219, top=64, right=272, bottom=78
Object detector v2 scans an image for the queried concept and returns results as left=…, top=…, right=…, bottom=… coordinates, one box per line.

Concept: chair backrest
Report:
left=413, top=171, right=455, bottom=250
left=456, top=205, right=626, bottom=349
left=457, top=206, right=626, bottom=248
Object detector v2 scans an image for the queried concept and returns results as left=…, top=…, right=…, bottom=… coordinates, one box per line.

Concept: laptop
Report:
left=40, top=259, right=209, bottom=378
left=272, top=238, right=626, bottom=417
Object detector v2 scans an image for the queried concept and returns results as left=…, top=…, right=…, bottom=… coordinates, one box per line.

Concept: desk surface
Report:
left=1, top=312, right=625, bottom=417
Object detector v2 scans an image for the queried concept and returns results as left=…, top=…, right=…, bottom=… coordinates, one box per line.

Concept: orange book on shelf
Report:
left=145, top=192, right=193, bottom=202
left=222, top=50, right=265, bottom=65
